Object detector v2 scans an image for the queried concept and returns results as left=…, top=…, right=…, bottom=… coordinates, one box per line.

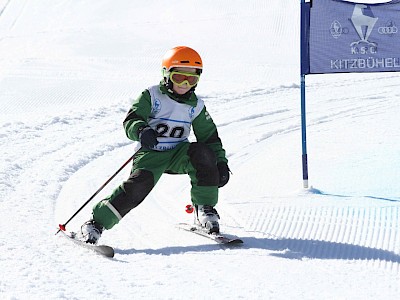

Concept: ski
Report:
left=177, top=223, right=243, bottom=245
left=59, top=230, right=114, bottom=258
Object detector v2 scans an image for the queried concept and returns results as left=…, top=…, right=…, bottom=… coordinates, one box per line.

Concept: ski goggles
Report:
left=169, top=71, right=200, bottom=87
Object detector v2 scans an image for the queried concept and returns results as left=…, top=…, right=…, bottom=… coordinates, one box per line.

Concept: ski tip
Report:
left=228, top=239, right=244, bottom=245
left=107, top=248, right=115, bottom=258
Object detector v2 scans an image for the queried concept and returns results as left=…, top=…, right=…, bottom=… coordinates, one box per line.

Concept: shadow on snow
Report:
left=242, top=237, right=400, bottom=262
left=114, top=237, right=400, bottom=263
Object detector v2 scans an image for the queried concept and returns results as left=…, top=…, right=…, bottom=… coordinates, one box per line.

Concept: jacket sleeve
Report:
left=123, top=90, right=152, bottom=141
left=192, top=106, right=228, bottom=163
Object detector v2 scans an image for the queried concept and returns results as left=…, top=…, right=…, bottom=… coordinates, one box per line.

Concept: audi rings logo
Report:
left=378, top=21, right=398, bottom=35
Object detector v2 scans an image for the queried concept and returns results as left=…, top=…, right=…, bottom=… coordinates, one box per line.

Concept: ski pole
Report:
left=55, top=152, right=137, bottom=235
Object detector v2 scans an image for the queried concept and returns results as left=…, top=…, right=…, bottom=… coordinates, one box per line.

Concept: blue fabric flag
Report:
left=303, top=0, right=400, bottom=74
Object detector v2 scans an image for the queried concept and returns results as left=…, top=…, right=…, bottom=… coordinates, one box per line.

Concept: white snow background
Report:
left=1, top=0, right=400, bottom=299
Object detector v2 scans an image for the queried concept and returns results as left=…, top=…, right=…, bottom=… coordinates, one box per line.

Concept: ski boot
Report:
left=78, top=220, right=104, bottom=244
left=195, top=205, right=220, bottom=234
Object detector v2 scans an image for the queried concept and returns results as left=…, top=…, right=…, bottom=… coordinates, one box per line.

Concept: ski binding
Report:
left=178, top=223, right=243, bottom=245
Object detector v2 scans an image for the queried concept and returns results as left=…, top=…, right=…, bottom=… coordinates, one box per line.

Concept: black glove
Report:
left=217, top=162, right=230, bottom=187
left=139, top=126, right=158, bottom=149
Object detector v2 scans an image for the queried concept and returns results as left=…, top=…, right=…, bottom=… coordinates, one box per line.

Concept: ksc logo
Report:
left=152, top=98, right=162, bottom=114
left=188, top=106, right=195, bottom=119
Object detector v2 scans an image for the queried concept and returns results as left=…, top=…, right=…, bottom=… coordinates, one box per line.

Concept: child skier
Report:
left=79, top=46, right=230, bottom=244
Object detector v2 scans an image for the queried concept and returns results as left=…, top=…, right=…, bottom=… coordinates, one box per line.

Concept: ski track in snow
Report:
left=238, top=204, right=400, bottom=270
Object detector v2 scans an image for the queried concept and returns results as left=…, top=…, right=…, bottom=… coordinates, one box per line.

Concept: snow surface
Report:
left=1, top=0, right=400, bottom=299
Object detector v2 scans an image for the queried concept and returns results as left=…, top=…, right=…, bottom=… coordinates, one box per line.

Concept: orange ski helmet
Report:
left=162, top=46, right=203, bottom=73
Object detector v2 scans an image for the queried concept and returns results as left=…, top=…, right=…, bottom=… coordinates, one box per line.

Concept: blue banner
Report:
left=305, top=0, right=400, bottom=74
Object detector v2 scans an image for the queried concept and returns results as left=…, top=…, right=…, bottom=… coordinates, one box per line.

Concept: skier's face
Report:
left=171, top=67, right=198, bottom=95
